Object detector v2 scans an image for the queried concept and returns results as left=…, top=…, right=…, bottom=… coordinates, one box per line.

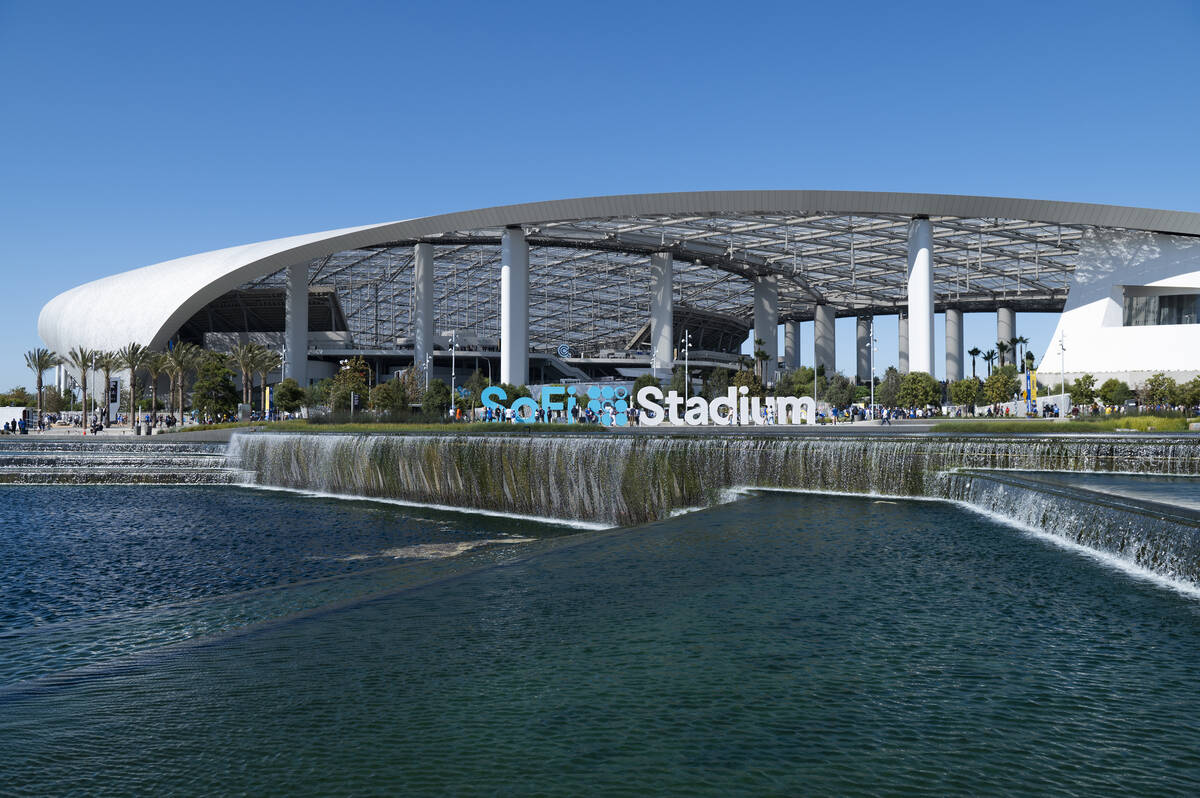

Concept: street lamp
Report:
left=680, top=330, right=692, bottom=396
left=1058, top=331, right=1067, bottom=416
left=869, top=316, right=876, bottom=421
left=450, top=331, right=457, bottom=416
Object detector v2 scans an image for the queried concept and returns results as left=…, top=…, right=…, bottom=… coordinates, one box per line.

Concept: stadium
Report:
left=37, top=190, right=1200, bottom=394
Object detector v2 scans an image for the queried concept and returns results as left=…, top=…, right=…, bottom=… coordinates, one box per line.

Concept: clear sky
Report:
left=2, top=0, right=1198, bottom=391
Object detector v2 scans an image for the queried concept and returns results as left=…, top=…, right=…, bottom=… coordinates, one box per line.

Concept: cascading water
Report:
left=0, top=440, right=234, bottom=484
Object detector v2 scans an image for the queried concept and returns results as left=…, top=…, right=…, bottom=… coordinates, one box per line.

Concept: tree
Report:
left=164, top=342, right=200, bottom=417
left=631, top=372, right=660, bottom=400
left=230, top=343, right=261, bottom=406
left=117, top=343, right=149, bottom=428
left=1068, top=373, right=1096, bottom=407
left=94, top=351, right=117, bottom=424
left=1178, top=376, right=1200, bottom=410
left=876, top=366, right=902, bottom=408
left=949, top=378, right=981, bottom=409
left=274, top=378, right=305, bottom=414
left=1142, top=373, right=1177, bottom=407
left=464, top=369, right=491, bottom=411
left=65, top=346, right=96, bottom=419
left=707, top=367, right=733, bottom=399
left=24, top=347, right=59, bottom=424
left=996, top=341, right=1011, bottom=368
left=254, top=349, right=283, bottom=412
left=669, top=365, right=692, bottom=397
left=145, top=353, right=167, bottom=413
left=967, top=347, right=981, bottom=379
left=775, top=366, right=815, bottom=398
left=369, top=378, right=409, bottom=416
left=330, top=356, right=371, bottom=412
left=752, top=337, right=769, bottom=384
left=897, top=371, right=940, bottom=408
left=983, top=369, right=1019, bottom=405
left=1098, top=378, right=1133, bottom=407
left=731, top=367, right=765, bottom=398
left=0, top=386, right=37, bottom=406
left=982, top=349, right=997, bottom=377
left=422, top=378, right=452, bottom=419
left=1015, top=336, right=1030, bottom=372
left=823, top=373, right=856, bottom=408
left=191, top=352, right=239, bottom=420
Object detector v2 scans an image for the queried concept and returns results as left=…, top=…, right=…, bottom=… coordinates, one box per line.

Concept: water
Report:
left=4, top=487, right=1200, bottom=795
left=0, top=439, right=232, bottom=484
left=1022, top=471, right=1200, bottom=513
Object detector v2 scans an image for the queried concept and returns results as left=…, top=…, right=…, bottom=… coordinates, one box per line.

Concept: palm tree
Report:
left=230, top=343, right=261, bottom=406
left=165, top=342, right=200, bottom=420
left=752, top=337, right=768, bottom=383
left=982, top=349, right=997, bottom=377
left=967, top=347, right=981, bottom=380
left=117, top=343, right=149, bottom=429
left=996, top=341, right=1010, bottom=367
left=146, top=353, right=168, bottom=416
left=94, top=351, right=118, bottom=424
left=1014, top=336, right=1029, bottom=372
left=254, top=348, right=283, bottom=414
left=65, top=346, right=96, bottom=422
left=24, top=348, right=60, bottom=426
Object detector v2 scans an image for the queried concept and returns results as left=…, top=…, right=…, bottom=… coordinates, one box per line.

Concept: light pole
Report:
left=680, top=330, right=692, bottom=396
left=450, top=331, right=457, bottom=416
left=869, top=316, right=876, bottom=421
left=1058, top=331, right=1066, bottom=416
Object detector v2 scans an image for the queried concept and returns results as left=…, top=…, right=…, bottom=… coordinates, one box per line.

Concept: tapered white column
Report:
left=753, top=275, right=779, bottom=383
left=500, top=227, right=529, bottom=386
left=413, top=242, right=434, bottom=380
left=898, top=312, right=909, bottom=374
left=649, top=252, right=673, bottom=379
left=906, top=217, right=935, bottom=375
left=945, top=308, right=964, bottom=382
left=856, top=317, right=871, bottom=383
left=813, top=304, right=836, bottom=373
left=284, top=261, right=308, bottom=386
left=783, top=321, right=799, bottom=370
left=997, top=306, right=1015, bottom=366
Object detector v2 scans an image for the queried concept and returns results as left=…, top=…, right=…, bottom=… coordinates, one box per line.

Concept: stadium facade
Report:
left=37, top=191, right=1200, bottom=391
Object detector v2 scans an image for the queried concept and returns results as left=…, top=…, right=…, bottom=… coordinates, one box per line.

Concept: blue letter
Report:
left=481, top=385, right=507, bottom=413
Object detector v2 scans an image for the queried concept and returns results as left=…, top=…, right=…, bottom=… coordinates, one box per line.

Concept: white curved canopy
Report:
left=38, top=190, right=1200, bottom=356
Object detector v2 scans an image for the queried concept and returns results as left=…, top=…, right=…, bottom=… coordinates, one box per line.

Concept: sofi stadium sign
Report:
left=481, top=385, right=816, bottom=427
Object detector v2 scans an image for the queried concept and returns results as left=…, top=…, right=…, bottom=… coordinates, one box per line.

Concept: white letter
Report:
left=636, top=386, right=663, bottom=426
left=684, top=396, right=708, bottom=425
left=665, top=391, right=684, bottom=425
left=710, top=389, right=735, bottom=425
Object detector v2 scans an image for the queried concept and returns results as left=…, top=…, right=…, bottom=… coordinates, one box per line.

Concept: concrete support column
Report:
left=997, top=306, right=1015, bottom=366
left=284, top=261, right=308, bottom=386
left=945, top=308, right=964, bottom=382
left=500, top=227, right=529, bottom=386
left=753, top=274, right=779, bottom=383
left=413, top=242, right=435, bottom=381
left=783, top=321, right=799, bottom=370
left=856, top=317, right=871, bottom=383
left=906, top=217, right=935, bottom=375
left=649, top=252, right=673, bottom=379
left=898, top=312, right=909, bottom=374
left=813, top=304, right=836, bottom=374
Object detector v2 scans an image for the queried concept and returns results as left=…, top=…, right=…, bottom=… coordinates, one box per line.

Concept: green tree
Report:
left=93, top=351, right=118, bottom=424
left=982, top=349, right=997, bottom=376
left=0, top=386, right=36, bottom=406
left=876, top=366, right=902, bottom=407
left=949, top=378, right=981, bottom=409
left=707, top=367, right=733, bottom=399
left=116, top=343, right=149, bottom=427
left=669, top=365, right=693, bottom=397
left=731, top=367, right=765, bottom=398
left=1178, top=376, right=1200, bottom=410
left=823, top=373, right=856, bottom=407
left=463, top=369, right=491, bottom=410
left=330, top=356, right=371, bottom=411
left=897, top=371, right=940, bottom=408
left=967, top=347, right=981, bottom=379
left=274, top=378, right=305, bottom=413
left=369, top=378, right=408, bottom=416
left=229, top=343, right=261, bottom=406
left=1069, top=373, right=1096, bottom=406
left=65, top=346, right=96, bottom=418
left=305, top=378, right=333, bottom=408
left=164, top=342, right=201, bottom=417
left=1098, top=378, right=1133, bottom=407
left=254, top=348, right=283, bottom=412
left=145, top=352, right=167, bottom=412
left=24, top=347, right=60, bottom=424
left=982, top=369, right=1019, bottom=405
left=191, top=352, right=239, bottom=420
left=1142, top=373, right=1177, bottom=406
left=776, top=366, right=816, bottom=398
left=422, top=378, right=452, bottom=420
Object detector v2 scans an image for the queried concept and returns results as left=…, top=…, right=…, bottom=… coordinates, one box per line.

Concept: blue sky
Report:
left=2, top=0, right=1198, bottom=390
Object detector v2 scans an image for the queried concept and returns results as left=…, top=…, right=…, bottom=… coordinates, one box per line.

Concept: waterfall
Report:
left=0, top=440, right=233, bottom=484
left=228, top=432, right=1200, bottom=525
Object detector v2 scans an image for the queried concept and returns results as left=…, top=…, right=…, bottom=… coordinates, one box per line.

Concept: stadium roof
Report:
left=38, top=190, right=1200, bottom=357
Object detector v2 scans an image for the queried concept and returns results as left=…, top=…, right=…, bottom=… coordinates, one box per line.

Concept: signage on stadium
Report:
left=481, top=385, right=816, bottom=426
